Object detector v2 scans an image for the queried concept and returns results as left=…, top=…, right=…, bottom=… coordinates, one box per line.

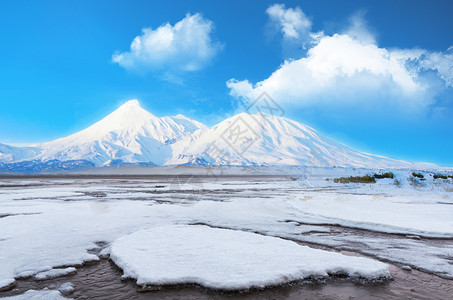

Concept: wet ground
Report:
left=2, top=250, right=453, bottom=299
left=1, top=175, right=453, bottom=299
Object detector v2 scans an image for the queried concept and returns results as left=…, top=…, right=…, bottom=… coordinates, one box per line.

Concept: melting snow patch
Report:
left=0, top=278, right=16, bottom=291
left=58, top=282, right=75, bottom=296
left=34, top=267, right=76, bottom=280
left=110, top=225, right=390, bottom=290
left=2, top=288, right=65, bottom=299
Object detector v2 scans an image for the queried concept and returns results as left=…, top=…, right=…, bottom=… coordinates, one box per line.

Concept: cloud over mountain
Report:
left=229, top=4, right=453, bottom=114
left=113, top=13, right=223, bottom=73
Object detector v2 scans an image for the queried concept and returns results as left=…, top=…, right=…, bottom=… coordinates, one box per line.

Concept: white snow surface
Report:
left=58, top=282, right=74, bottom=295
left=3, top=289, right=65, bottom=299
left=110, top=225, right=390, bottom=290
left=34, top=267, right=76, bottom=280
left=0, top=278, right=16, bottom=290
left=285, top=190, right=453, bottom=236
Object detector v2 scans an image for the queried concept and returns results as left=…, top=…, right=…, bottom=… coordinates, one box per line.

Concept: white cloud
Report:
left=421, top=46, right=453, bottom=87
left=228, top=34, right=432, bottom=111
left=113, top=13, right=222, bottom=72
left=229, top=6, right=452, bottom=114
left=266, top=3, right=312, bottom=41
left=343, top=11, right=376, bottom=45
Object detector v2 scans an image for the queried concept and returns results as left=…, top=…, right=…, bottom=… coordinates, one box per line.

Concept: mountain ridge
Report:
left=0, top=100, right=442, bottom=172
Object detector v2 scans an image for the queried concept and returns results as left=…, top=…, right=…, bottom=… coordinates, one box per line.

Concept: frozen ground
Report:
left=0, top=167, right=452, bottom=297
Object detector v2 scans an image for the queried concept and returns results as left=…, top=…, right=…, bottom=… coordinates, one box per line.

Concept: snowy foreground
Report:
left=110, top=225, right=389, bottom=290
left=0, top=167, right=453, bottom=297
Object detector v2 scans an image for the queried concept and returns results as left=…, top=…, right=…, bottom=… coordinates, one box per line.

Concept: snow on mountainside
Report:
left=31, top=100, right=207, bottom=166
left=168, top=113, right=435, bottom=169
left=0, top=143, right=41, bottom=163
left=0, top=100, right=442, bottom=172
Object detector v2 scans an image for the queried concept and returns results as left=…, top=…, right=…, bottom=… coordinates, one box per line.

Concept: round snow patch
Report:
left=58, top=282, right=75, bottom=295
left=110, top=225, right=390, bottom=290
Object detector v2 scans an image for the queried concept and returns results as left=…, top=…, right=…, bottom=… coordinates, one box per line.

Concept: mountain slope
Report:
left=0, top=143, right=41, bottom=163
left=32, top=100, right=207, bottom=166
left=168, top=113, right=429, bottom=169
left=0, top=100, right=441, bottom=171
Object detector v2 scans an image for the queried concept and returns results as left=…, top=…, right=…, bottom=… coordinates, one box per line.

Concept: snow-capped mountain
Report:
left=0, top=100, right=439, bottom=172
left=26, top=100, right=206, bottom=167
left=168, top=113, right=427, bottom=169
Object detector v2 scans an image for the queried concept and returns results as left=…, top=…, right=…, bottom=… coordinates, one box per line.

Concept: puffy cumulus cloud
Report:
left=113, top=13, right=223, bottom=72
left=228, top=34, right=431, bottom=111
left=228, top=7, right=453, bottom=114
left=266, top=3, right=312, bottom=41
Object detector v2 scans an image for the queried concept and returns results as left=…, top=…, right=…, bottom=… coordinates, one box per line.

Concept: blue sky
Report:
left=0, top=0, right=452, bottom=165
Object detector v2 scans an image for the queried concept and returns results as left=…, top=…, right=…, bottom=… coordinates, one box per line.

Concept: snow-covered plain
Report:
left=0, top=168, right=452, bottom=295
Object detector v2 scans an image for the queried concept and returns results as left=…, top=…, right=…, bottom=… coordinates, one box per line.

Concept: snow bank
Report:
left=110, top=225, right=390, bottom=290
left=286, top=191, right=453, bottom=237
left=0, top=279, right=16, bottom=291
left=3, top=289, right=65, bottom=299
left=34, top=267, right=76, bottom=280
